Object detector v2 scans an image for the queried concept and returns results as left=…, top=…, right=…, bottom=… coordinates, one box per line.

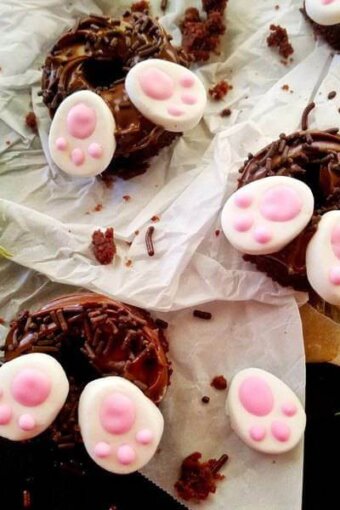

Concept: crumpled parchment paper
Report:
left=0, top=0, right=338, bottom=507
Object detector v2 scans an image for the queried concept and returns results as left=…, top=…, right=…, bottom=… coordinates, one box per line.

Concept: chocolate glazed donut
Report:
left=3, top=293, right=169, bottom=467
left=238, top=129, right=340, bottom=290
left=41, top=12, right=188, bottom=178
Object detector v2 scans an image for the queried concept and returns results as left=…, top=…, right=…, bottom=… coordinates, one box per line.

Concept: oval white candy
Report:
left=221, top=176, right=314, bottom=255
left=125, top=59, right=206, bottom=133
left=49, top=90, right=116, bottom=177
left=226, top=368, right=306, bottom=455
left=78, top=377, right=164, bottom=475
left=0, top=353, right=69, bottom=441
left=306, top=210, right=340, bottom=305
left=305, top=0, right=340, bottom=26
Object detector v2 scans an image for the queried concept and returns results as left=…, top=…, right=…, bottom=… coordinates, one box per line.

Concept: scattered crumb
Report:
left=91, top=227, right=116, bottom=265
left=0, top=318, right=5, bottom=325
left=209, top=80, right=233, bottom=100
left=131, top=0, right=149, bottom=12
left=99, top=173, right=115, bottom=189
left=267, top=24, right=294, bottom=60
left=175, top=452, right=228, bottom=502
left=134, top=230, right=140, bottom=235
left=180, top=0, right=227, bottom=62
left=5, top=140, right=10, bottom=145
left=25, top=111, right=38, bottom=134
left=122, top=195, right=131, bottom=201
left=93, top=203, right=103, bottom=212
left=151, top=215, right=160, bottom=222
left=211, top=375, right=227, bottom=390
left=281, top=84, right=289, bottom=91
left=328, top=90, right=337, bottom=100
left=220, top=107, right=231, bottom=117
left=155, top=318, right=169, bottom=329
left=125, top=241, right=132, bottom=247
left=193, top=309, right=212, bottom=320
left=201, top=396, right=210, bottom=404
left=275, top=4, right=279, bottom=9
left=161, top=0, right=168, bottom=11
left=215, top=229, right=221, bottom=236
left=125, top=259, right=133, bottom=267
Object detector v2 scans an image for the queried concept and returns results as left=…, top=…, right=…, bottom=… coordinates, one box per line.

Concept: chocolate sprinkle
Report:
left=145, top=226, right=155, bottom=256
left=193, top=310, right=212, bottom=320
left=301, top=102, right=315, bottom=131
left=328, top=91, right=337, bottom=100
left=201, top=396, right=210, bottom=404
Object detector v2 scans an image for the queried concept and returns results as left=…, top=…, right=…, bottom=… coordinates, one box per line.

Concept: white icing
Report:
left=49, top=90, right=116, bottom=177
left=306, top=210, right=340, bottom=305
left=78, top=377, right=164, bottom=474
left=0, top=353, right=69, bottom=441
left=221, top=176, right=314, bottom=255
left=125, top=59, right=206, bottom=132
left=226, top=368, right=306, bottom=455
left=305, top=0, right=340, bottom=27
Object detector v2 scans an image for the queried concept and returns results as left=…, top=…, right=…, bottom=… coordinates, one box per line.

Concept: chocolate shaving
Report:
left=193, top=310, right=212, bottom=320
left=145, top=226, right=155, bottom=256
left=301, top=102, right=315, bottom=131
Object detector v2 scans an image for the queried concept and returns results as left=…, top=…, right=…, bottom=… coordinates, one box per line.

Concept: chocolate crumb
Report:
left=215, top=229, right=221, bottom=236
left=25, top=112, right=38, bottom=134
left=193, top=309, right=212, bottom=320
left=220, top=107, right=231, bottom=117
left=155, top=318, right=169, bottom=329
left=267, top=24, right=294, bottom=60
left=328, top=90, right=337, bottom=100
left=151, top=215, right=160, bottom=222
left=281, top=84, right=289, bottom=91
left=93, top=203, right=103, bottom=212
left=301, top=102, right=315, bottom=131
left=211, top=375, right=227, bottom=390
left=201, top=396, right=210, bottom=403
left=131, top=1, right=149, bottom=13
left=125, top=259, right=133, bottom=267
left=123, top=195, right=131, bottom=201
left=145, top=226, right=155, bottom=256
left=91, top=227, right=116, bottom=265
left=175, top=452, right=228, bottom=501
left=275, top=4, right=279, bottom=9
left=134, top=230, right=140, bottom=235
left=5, top=140, right=10, bottom=145
left=161, top=0, right=168, bottom=11
left=209, top=80, right=232, bottom=100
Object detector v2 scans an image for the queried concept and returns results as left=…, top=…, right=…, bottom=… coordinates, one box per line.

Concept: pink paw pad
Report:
left=79, top=377, right=164, bottom=474
left=49, top=90, right=116, bottom=178
left=306, top=211, right=340, bottom=305
left=125, top=58, right=207, bottom=133
left=227, top=368, right=306, bottom=454
left=0, top=353, right=69, bottom=441
left=221, top=176, right=314, bottom=256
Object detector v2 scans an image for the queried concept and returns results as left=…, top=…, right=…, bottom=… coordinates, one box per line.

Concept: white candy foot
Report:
left=125, top=59, right=206, bottom=132
left=226, top=368, right=306, bottom=455
left=305, top=0, right=340, bottom=26
left=0, top=353, right=69, bottom=441
left=78, top=377, right=164, bottom=474
left=49, top=90, right=116, bottom=177
left=306, top=210, right=340, bottom=305
left=221, top=176, right=314, bottom=255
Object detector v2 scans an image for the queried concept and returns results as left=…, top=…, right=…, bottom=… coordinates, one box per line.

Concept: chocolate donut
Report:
left=3, top=293, right=169, bottom=461
left=237, top=129, right=340, bottom=290
left=41, top=12, right=188, bottom=177
left=303, top=1, right=340, bottom=51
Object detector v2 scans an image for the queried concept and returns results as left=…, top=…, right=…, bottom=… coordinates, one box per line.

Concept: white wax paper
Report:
left=0, top=0, right=339, bottom=507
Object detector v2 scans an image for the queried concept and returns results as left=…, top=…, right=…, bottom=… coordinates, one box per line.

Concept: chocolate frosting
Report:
left=4, top=293, right=170, bottom=463
left=41, top=12, right=188, bottom=177
left=238, top=129, right=340, bottom=290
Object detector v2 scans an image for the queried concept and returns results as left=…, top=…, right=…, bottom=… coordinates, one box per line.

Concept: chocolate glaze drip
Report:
left=41, top=12, right=188, bottom=178
left=302, top=5, right=340, bottom=51
left=3, top=293, right=170, bottom=461
left=238, top=130, right=340, bottom=290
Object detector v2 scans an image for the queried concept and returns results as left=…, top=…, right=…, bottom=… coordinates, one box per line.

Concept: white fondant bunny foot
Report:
left=226, top=368, right=306, bottom=454
left=305, top=0, right=340, bottom=26
left=78, top=377, right=164, bottom=474
left=306, top=210, right=340, bottom=305
left=125, top=59, right=206, bottom=132
left=49, top=90, right=116, bottom=177
left=0, top=353, right=69, bottom=441
left=221, top=176, right=314, bottom=255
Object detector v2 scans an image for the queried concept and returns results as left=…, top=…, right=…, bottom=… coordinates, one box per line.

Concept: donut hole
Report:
left=82, top=58, right=125, bottom=89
